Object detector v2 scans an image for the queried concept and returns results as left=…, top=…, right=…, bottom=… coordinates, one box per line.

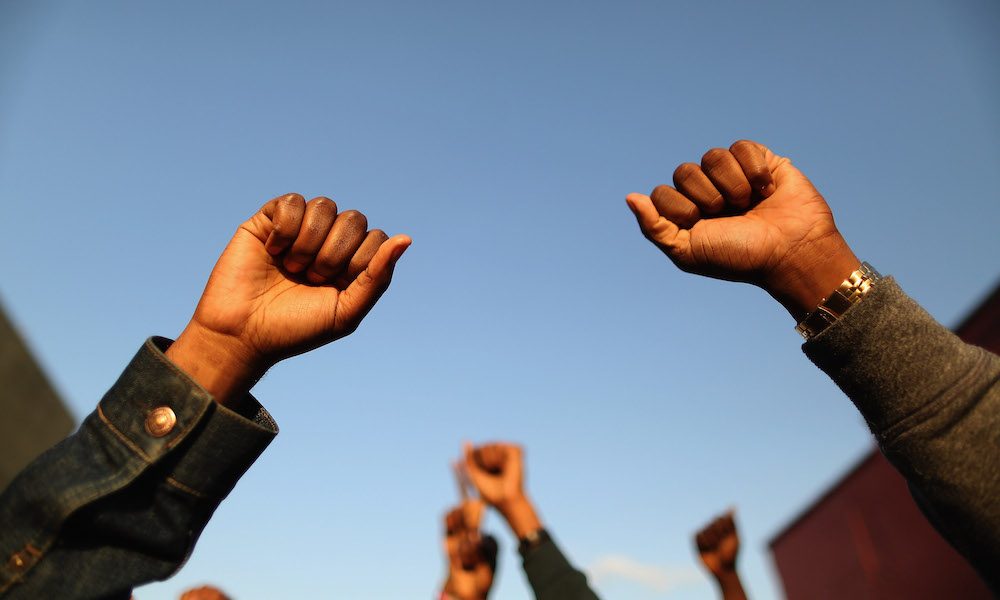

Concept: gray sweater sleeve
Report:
left=802, top=277, right=1000, bottom=588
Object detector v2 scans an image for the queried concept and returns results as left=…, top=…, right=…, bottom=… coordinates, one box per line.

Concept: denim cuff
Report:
left=98, top=337, right=278, bottom=498
left=0, top=337, right=278, bottom=592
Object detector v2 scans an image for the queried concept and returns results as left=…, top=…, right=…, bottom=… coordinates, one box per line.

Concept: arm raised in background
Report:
left=441, top=499, right=499, bottom=600
left=625, top=142, right=1000, bottom=589
left=0, top=194, right=410, bottom=599
left=695, top=511, right=747, bottom=600
left=464, top=443, right=601, bottom=600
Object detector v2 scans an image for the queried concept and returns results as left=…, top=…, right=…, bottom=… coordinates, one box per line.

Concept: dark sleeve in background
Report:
left=0, top=338, right=277, bottom=599
left=803, top=278, right=1000, bottom=590
left=521, top=534, right=601, bottom=600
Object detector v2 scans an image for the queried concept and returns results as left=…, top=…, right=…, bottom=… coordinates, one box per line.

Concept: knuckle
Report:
left=673, top=162, right=701, bottom=183
left=339, top=210, right=369, bottom=231
left=279, top=193, right=304, bottom=206
left=650, top=184, right=674, bottom=201
left=310, top=196, right=337, bottom=211
left=747, top=165, right=770, bottom=183
left=700, top=147, right=729, bottom=169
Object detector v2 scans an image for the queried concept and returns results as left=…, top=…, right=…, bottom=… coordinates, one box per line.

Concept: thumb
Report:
left=335, top=234, right=411, bottom=329
left=464, top=442, right=488, bottom=493
left=625, top=193, right=686, bottom=263
left=756, top=142, right=803, bottom=190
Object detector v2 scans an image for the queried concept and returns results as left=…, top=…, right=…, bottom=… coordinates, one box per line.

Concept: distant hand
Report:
left=443, top=501, right=498, bottom=600
left=626, top=141, right=859, bottom=319
left=463, top=443, right=525, bottom=508
left=695, top=511, right=740, bottom=579
left=179, top=586, right=230, bottom=600
left=464, top=442, right=542, bottom=538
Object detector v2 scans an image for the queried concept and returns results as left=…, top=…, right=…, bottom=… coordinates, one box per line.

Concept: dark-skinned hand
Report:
left=626, top=140, right=860, bottom=320
left=166, top=193, right=410, bottom=406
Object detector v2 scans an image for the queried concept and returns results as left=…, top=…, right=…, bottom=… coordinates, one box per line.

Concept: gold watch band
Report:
left=796, top=262, right=881, bottom=340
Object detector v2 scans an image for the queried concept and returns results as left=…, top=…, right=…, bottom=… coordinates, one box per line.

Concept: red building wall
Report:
left=770, top=450, right=991, bottom=599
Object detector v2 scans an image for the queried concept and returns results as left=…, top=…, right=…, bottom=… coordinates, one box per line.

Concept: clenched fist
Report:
left=626, top=141, right=859, bottom=320
left=694, top=511, right=747, bottom=600
left=167, top=193, right=410, bottom=405
left=442, top=500, right=498, bottom=600
left=464, top=442, right=543, bottom=539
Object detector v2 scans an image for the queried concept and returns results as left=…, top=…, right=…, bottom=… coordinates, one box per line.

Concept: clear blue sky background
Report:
left=1, top=1, right=998, bottom=598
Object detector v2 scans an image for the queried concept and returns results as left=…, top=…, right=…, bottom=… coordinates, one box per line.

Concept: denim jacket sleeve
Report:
left=0, top=337, right=278, bottom=599
left=802, top=278, right=1000, bottom=590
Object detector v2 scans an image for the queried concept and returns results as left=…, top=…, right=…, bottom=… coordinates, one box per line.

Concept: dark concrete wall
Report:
left=0, top=301, right=75, bottom=491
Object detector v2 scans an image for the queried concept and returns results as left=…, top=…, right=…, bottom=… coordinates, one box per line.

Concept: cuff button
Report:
left=145, top=406, right=177, bottom=437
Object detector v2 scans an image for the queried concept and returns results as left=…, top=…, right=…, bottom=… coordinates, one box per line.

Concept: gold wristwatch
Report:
left=795, top=262, right=881, bottom=340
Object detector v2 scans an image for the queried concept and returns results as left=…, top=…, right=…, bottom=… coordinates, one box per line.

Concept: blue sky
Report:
left=1, top=1, right=998, bottom=598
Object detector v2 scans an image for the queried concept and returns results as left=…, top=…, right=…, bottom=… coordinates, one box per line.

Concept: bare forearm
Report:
left=714, top=571, right=747, bottom=600
left=165, top=323, right=264, bottom=409
left=764, top=234, right=859, bottom=321
left=498, top=495, right=543, bottom=539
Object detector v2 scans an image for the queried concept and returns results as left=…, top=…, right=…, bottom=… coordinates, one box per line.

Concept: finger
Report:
left=263, top=193, right=305, bottom=255
left=345, top=229, right=390, bottom=281
left=701, top=148, right=752, bottom=210
left=334, top=234, right=411, bottom=331
left=306, top=209, right=369, bottom=284
left=626, top=192, right=682, bottom=239
left=730, top=140, right=774, bottom=199
left=464, top=441, right=489, bottom=492
left=458, top=536, right=481, bottom=570
left=284, top=196, right=338, bottom=273
left=650, top=184, right=700, bottom=229
left=464, top=499, right=484, bottom=530
left=695, top=531, right=710, bottom=551
left=720, top=512, right=736, bottom=534
left=475, top=445, right=505, bottom=474
left=711, top=517, right=727, bottom=539
left=673, top=162, right=724, bottom=215
left=445, top=508, right=464, bottom=535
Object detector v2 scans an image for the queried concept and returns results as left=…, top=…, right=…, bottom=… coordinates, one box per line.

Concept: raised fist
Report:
left=167, top=193, right=410, bottom=404
left=463, top=443, right=525, bottom=509
left=695, top=511, right=740, bottom=579
left=626, top=141, right=859, bottom=318
left=443, top=500, right=498, bottom=600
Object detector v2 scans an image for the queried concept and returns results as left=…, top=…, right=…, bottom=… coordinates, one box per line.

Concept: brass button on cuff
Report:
left=145, top=406, right=177, bottom=437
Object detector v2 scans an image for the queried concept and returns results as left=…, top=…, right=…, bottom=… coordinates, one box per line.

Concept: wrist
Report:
left=497, top=495, right=543, bottom=539
left=765, top=233, right=860, bottom=321
left=166, top=322, right=266, bottom=408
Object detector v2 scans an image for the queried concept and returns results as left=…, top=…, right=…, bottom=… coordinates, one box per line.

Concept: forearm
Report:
left=0, top=338, right=277, bottom=597
left=714, top=571, right=747, bottom=600
left=498, top=496, right=544, bottom=539
left=802, top=278, right=1000, bottom=586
